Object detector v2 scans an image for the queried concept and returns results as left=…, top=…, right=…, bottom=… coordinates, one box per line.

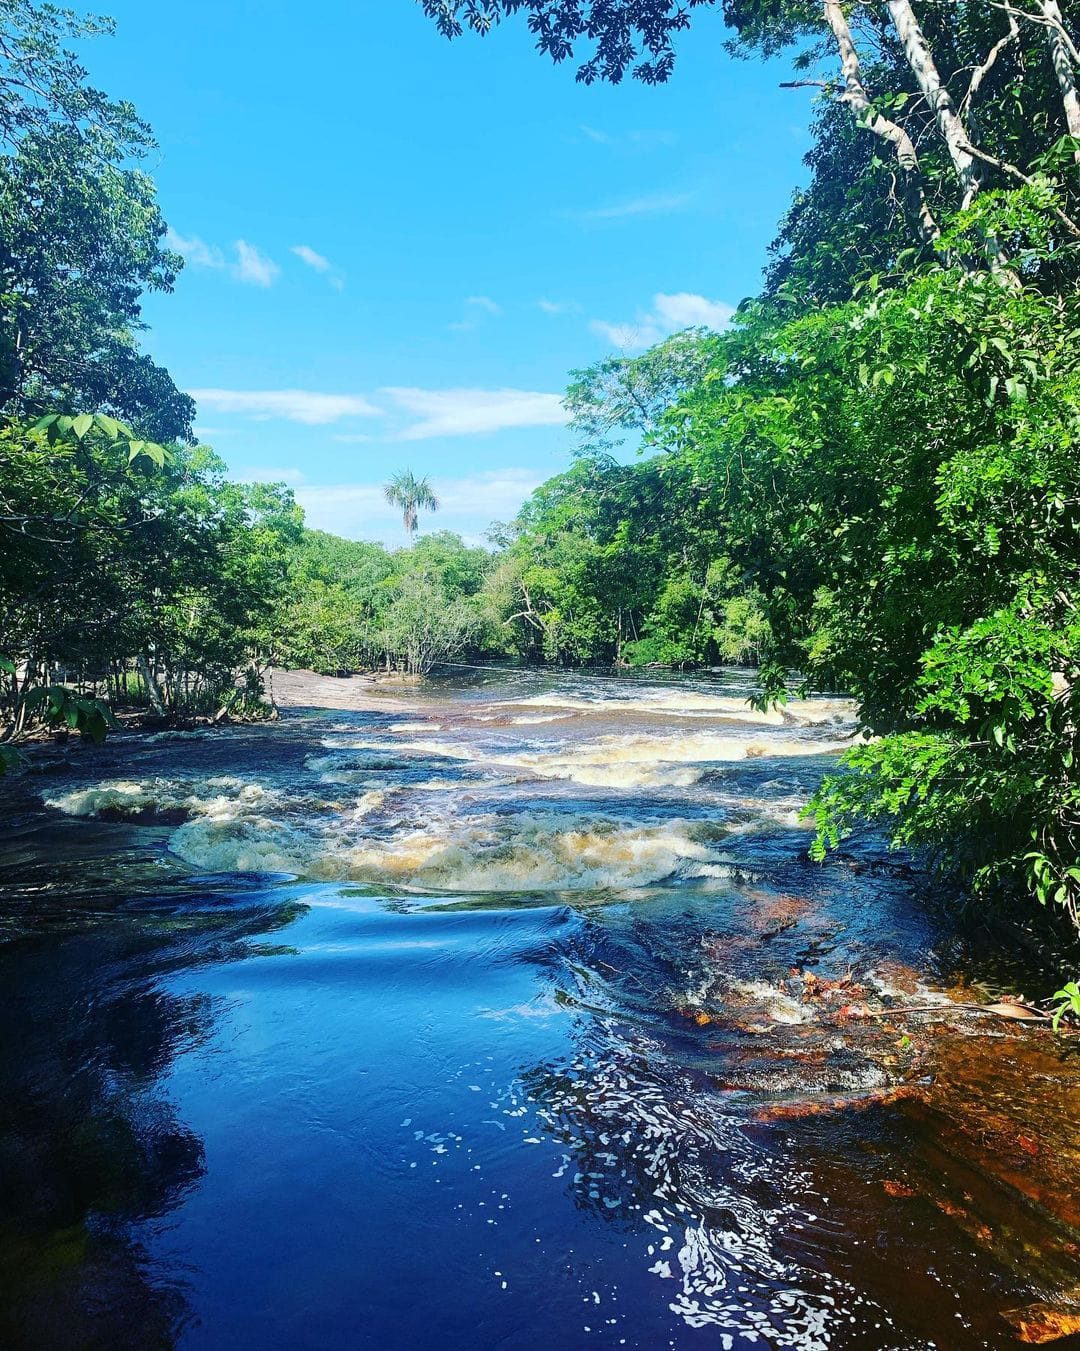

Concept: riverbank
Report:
left=269, top=665, right=426, bottom=712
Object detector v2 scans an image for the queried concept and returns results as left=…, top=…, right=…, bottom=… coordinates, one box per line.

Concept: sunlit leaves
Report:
left=417, top=0, right=718, bottom=84
left=31, top=411, right=169, bottom=466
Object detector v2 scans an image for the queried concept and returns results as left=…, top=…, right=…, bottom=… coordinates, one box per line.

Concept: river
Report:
left=2, top=667, right=1079, bottom=1349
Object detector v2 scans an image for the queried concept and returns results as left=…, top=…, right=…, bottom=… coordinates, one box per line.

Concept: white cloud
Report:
left=233, top=466, right=308, bottom=486
left=590, top=291, right=735, bottom=352
left=189, top=386, right=567, bottom=438
left=166, top=230, right=284, bottom=287
left=295, top=469, right=543, bottom=545
left=190, top=388, right=382, bottom=425
left=578, top=192, right=692, bottom=222
left=449, top=295, right=503, bottom=331
left=380, top=387, right=566, bottom=440
left=233, top=240, right=280, bottom=287
left=653, top=292, right=736, bottom=330
left=580, top=124, right=611, bottom=144
left=291, top=244, right=331, bottom=273
left=579, top=126, right=675, bottom=151
left=294, top=484, right=387, bottom=539
left=433, top=467, right=542, bottom=516
left=292, top=244, right=345, bottom=290
left=590, top=319, right=659, bottom=348
left=537, top=298, right=581, bottom=316
left=167, top=229, right=225, bottom=269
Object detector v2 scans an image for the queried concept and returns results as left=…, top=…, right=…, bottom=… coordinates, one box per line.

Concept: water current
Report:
left=2, top=667, right=1080, bottom=1349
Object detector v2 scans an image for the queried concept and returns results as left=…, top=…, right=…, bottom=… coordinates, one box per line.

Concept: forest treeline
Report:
left=1, top=0, right=1079, bottom=938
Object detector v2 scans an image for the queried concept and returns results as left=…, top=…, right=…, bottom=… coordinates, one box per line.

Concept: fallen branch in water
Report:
left=847, top=999, right=1049, bottom=1022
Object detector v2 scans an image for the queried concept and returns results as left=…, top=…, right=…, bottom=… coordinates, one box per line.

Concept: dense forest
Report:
left=1, top=0, right=1078, bottom=960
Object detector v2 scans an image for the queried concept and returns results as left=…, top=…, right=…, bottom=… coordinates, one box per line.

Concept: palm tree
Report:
left=383, top=470, right=439, bottom=539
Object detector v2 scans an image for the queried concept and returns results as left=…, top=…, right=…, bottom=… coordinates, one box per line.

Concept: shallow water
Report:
left=3, top=667, right=1080, bottom=1349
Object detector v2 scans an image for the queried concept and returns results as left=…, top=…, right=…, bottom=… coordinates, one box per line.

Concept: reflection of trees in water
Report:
left=0, top=895, right=305, bottom=1349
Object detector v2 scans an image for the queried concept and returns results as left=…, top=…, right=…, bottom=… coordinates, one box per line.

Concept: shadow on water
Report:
left=0, top=874, right=305, bottom=1350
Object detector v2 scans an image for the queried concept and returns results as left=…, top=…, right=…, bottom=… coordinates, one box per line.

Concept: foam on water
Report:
left=523, top=1025, right=901, bottom=1346
left=496, top=687, right=853, bottom=727
left=330, top=727, right=852, bottom=792
left=45, top=775, right=287, bottom=820
left=40, top=674, right=851, bottom=891
left=170, top=807, right=741, bottom=892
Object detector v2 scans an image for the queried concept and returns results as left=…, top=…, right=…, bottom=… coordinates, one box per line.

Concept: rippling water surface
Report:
left=3, top=667, right=1080, bottom=1349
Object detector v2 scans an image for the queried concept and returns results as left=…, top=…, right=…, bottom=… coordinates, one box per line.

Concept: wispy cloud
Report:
left=291, top=244, right=330, bottom=273
left=577, top=192, right=692, bottom=222
left=189, top=388, right=382, bottom=425
left=580, top=124, right=612, bottom=145
left=167, top=229, right=225, bottom=269
left=449, top=295, right=503, bottom=331
left=579, top=125, right=675, bottom=151
left=292, top=243, right=345, bottom=290
left=167, top=230, right=282, bottom=286
left=189, top=386, right=566, bottom=438
left=590, top=291, right=736, bottom=351
left=233, top=466, right=308, bottom=486
left=233, top=240, right=280, bottom=287
left=537, top=298, right=581, bottom=316
left=294, top=468, right=543, bottom=544
left=380, top=387, right=566, bottom=439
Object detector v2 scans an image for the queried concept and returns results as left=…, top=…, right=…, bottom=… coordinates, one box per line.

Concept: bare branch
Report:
left=961, top=12, right=1019, bottom=117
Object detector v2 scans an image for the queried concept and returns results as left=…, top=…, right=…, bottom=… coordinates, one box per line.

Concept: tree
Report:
left=662, top=190, right=1080, bottom=926
left=383, top=469, right=440, bottom=538
left=565, top=328, right=723, bottom=456
left=0, top=127, right=193, bottom=439
left=0, top=0, right=154, bottom=160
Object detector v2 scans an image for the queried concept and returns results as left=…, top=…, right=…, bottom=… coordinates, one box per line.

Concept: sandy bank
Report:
left=268, top=667, right=423, bottom=714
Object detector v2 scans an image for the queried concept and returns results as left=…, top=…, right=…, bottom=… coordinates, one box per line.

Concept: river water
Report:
left=2, top=668, right=1080, bottom=1349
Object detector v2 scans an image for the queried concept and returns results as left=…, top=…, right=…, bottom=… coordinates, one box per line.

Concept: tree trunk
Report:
left=137, top=654, right=167, bottom=717
left=885, top=0, right=982, bottom=207
left=822, top=0, right=940, bottom=243
left=1040, top=0, right=1080, bottom=159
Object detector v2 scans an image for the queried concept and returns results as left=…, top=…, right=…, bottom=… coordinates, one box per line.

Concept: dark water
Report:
left=3, top=669, right=1079, bottom=1349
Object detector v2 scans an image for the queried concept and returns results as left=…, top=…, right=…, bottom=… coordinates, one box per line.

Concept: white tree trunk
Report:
left=1040, top=0, right=1080, bottom=160
left=822, top=0, right=940, bottom=242
left=886, top=0, right=983, bottom=206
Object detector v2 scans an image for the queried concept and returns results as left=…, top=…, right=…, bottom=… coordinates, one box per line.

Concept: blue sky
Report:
left=88, top=1, right=813, bottom=546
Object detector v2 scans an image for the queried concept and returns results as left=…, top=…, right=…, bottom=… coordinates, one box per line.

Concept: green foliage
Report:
left=0, top=420, right=304, bottom=736
left=0, top=0, right=154, bottom=160
left=1050, top=981, right=1080, bottom=1031
left=278, top=528, right=499, bottom=675
left=650, top=191, right=1080, bottom=928
left=0, top=125, right=193, bottom=439
left=565, top=328, right=723, bottom=456
left=22, top=683, right=115, bottom=743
